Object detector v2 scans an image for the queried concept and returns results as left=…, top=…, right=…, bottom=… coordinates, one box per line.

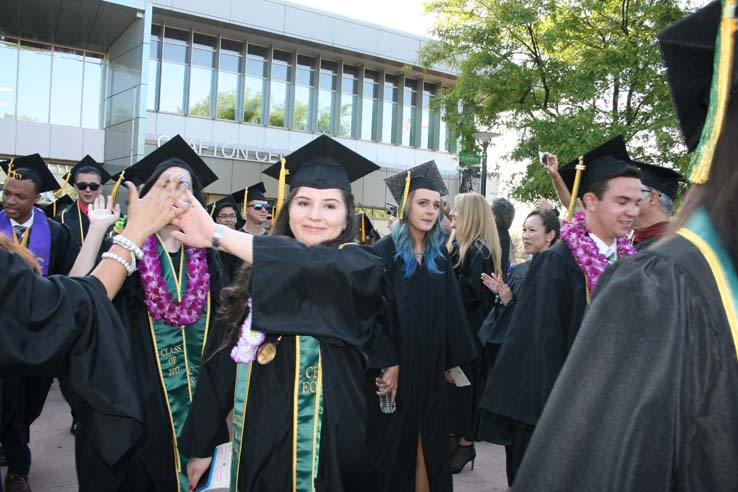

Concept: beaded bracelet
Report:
left=113, top=234, right=144, bottom=259
left=102, top=251, right=135, bottom=276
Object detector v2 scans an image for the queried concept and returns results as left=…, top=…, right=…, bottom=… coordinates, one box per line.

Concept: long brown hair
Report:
left=446, top=192, right=502, bottom=276
left=0, top=234, right=42, bottom=273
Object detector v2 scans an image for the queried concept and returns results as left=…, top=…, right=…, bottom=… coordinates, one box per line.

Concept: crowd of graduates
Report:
left=1, top=2, right=738, bottom=491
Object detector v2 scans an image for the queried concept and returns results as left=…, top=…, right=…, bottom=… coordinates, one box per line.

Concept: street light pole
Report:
left=472, top=131, right=501, bottom=198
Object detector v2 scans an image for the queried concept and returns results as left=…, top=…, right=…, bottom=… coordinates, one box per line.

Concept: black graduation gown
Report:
left=0, top=248, right=144, bottom=470
left=56, top=201, right=89, bottom=250
left=179, top=236, right=396, bottom=492
left=482, top=240, right=588, bottom=428
left=369, top=236, right=477, bottom=492
left=74, top=246, right=227, bottom=492
left=447, top=242, right=494, bottom=438
left=513, top=235, right=738, bottom=491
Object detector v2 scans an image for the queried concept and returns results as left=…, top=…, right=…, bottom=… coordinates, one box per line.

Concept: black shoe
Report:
left=448, top=435, right=459, bottom=456
left=451, top=443, right=476, bottom=474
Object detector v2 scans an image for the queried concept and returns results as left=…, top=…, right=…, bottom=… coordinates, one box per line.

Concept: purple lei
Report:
left=139, top=235, right=210, bottom=326
left=230, top=298, right=266, bottom=364
left=560, top=212, right=636, bottom=293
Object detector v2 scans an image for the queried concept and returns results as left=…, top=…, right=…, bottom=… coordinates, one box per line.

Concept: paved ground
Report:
left=4, top=382, right=509, bottom=491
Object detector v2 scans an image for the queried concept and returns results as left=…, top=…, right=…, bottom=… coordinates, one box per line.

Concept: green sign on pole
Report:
left=458, top=151, right=481, bottom=167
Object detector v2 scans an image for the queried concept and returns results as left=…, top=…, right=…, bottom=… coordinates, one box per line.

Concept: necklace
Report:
left=560, top=212, right=636, bottom=292
left=139, top=235, right=210, bottom=326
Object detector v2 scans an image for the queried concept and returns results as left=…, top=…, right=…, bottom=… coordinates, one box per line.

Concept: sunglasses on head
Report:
left=76, top=182, right=101, bottom=191
left=249, top=203, right=272, bottom=211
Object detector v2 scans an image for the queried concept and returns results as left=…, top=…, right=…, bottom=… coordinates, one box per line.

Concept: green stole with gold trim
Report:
left=231, top=336, right=324, bottom=491
left=147, top=239, right=211, bottom=492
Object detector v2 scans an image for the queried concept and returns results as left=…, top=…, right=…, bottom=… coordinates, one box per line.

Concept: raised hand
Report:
left=88, top=194, right=121, bottom=230
left=122, top=173, right=188, bottom=245
left=170, top=188, right=217, bottom=249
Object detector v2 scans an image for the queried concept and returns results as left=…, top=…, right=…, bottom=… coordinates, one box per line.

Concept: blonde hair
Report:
left=0, top=233, right=41, bottom=273
left=446, top=192, right=502, bottom=275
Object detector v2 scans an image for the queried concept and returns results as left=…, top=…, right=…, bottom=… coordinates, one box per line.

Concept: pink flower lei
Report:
left=230, top=298, right=266, bottom=364
left=138, top=235, right=210, bottom=326
left=560, top=212, right=636, bottom=292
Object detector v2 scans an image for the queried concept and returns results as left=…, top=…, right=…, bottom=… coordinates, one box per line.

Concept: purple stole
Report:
left=0, top=207, right=52, bottom=276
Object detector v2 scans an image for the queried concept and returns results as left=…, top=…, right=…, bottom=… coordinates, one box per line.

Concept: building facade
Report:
left=0, top=0, right=481, bottom=213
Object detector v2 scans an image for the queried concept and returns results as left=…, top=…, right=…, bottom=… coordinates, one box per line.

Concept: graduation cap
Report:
left=43, top=194, right=74, bottom=218
left=1, top=154, right=60, bottom=193
left=558, top=136, right=636, bottom=197
left=630, top=161, right=684, bottom=201
left=64, top=155, right=112, bottom=186
left=658, top=0, right=737, bottom=183
left=384, top=160, right=448, bottom=219
left=110, top=135, right=218, bottom=194
left=263, top=135, right=379, bottom=218
left=232, top=182, right=268, bottom=217
left=356, top=212, right=381, bottom=244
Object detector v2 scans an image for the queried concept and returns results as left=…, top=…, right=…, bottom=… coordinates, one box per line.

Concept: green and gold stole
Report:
left=677, top=208, right=738, bottom=359
left=232, top=336, right=324, bottom=491
left=146, top=237, right=211, bottom=492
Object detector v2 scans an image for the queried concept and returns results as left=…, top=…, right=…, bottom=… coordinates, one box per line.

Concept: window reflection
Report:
left=0, top=40, right=18, bottom=119
left=382, top=74, right=399, bottom=144
left=293, top=55, right=314, bottom=131
left=189, top=33, right=215, bottom=117
left=339, top=66, right=358, bottom=137
left=244, top=45, right=267, bottom=124
left=217, top=39, right=241, bottom=121
left=401, top=79, right=418, bottom=147
left=270, top=50, right=291, bottom=127
left=148, top=25, right=161, bottom=111
left=361, top=70, right=379, bottom=141
left=82, top=54, right=103, bottom=129
left=51, top=48, right=84, bottom=126
left=318, top=60, right=337, bottom=134
left=160, top=27, right=189, bottom=114
left=17, top=41, right=51, bottom=123
left=421, top=84, right=436, bottom=150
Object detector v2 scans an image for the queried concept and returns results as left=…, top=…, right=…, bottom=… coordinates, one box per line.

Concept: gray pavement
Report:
left=8, top=382, right=508, bottom=491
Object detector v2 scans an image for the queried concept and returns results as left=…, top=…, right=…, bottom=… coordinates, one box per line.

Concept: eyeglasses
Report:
left=248, top=203, right=272, bottom=211
left=217, top=213, right=238, bottom=220
left=76, top=182, right=101, bottom=191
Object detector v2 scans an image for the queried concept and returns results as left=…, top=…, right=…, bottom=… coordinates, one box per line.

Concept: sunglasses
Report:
left=249, top=203, right=272, bottom=211
left=76, top=182, right=101, bottom=191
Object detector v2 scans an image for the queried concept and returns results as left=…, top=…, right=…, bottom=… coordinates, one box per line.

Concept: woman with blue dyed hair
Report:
left=369, top=161, right=477, bottom=492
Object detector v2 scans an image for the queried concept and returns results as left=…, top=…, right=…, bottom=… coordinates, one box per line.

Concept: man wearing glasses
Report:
left=235, top=182, right=270, bottom=236
left=56, top=155, right=111, bottom=249
left=630, top=161, right=684, bottom=251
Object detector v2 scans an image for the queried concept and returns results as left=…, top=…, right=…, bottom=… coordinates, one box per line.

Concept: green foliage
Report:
left=419, top=0, right=691, bottom=203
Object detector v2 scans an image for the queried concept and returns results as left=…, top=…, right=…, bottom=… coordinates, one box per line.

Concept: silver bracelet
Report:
left=212, top=224, right=225, bottom=249
left=113, top=234, right=144, bottom=259
left=102, top=251, right=135, bottom=276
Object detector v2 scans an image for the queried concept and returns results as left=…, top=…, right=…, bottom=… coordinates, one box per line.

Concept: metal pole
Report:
left=480, top=141, right=489, bottom=197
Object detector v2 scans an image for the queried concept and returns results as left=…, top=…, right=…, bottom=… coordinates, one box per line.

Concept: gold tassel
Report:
left=55, top=169, right=72, bottom=197
left=275, top=157, right=289, bottom=220
left=566, top=156, right=586, bottom=221
left=399, top=170, right=412, bottom=220
left=361, top=213, right=366, bottom=243
left=110, top=170, right=125, bottom=203
left=3, top=158, right=16, bottom=185
left=690, top=0, right=737, bottom=183
left=209, top=203, right=216, bottom=217
left=241, top=189, right=249, bottom=217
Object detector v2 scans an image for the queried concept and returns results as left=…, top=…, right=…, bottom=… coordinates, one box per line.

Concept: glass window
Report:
left=339, top=65, right=358, bottom=138
left=421, top=84, right=437, bottom=149
left=361, top=69, right=379, bottom=141
left=217, top=39, right=241, bottom=121
left=159, top=27, right=189, bottom=114
left=402, top=79, right=418, bottom=147
left=147, top=25, right=161, bottom=111
left=381, top=74, right=399, bottom=144
left=0, top=39, right=18, bottom=119
left=17, top=41, right=51, bottom=123
left=293, top=55, right=314, bottom=131
left=50, top=48, right=84, bottom=126
left=189, top=33, right=215, bottom=117
left=269, top=50, right=291, bottom=127
left=81, top=53, right=103, bottom=128
left=317, top=60, right=337, bottom=134
left=244, top=44, right=267, bottom=124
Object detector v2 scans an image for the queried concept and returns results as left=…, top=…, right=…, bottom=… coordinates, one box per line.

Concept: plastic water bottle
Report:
left=378, top=369, right=396, bottom=414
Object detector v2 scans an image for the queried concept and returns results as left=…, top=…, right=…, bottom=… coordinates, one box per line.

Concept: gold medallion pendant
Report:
left=256, top=336, right=282, bottom=365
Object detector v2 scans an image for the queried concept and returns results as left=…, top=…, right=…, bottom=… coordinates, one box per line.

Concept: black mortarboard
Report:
left=1, top=154, right=60, bottom=193
left=111, top=135, right=218, bottom=188
left=43, top=194, right=74, bottom=218
left=64, top=155, right=112, bottom=185
left=355, top=212, right=381, bottom=244
left=232, top=182, right=267, bottom=204
left=262, top=135, right=379, bottom=191
left=630, top=161, right=684, bottom=201
left=385, top=160, right=448, bottom=208
left=558, top=136, right=637, bottom=198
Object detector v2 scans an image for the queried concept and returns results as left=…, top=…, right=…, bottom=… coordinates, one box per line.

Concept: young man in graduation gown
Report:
left=480, top=136, right=642, bottom=483
left=0, top=155, right=78, bottom=492
left=630, top=160, right=683, bottom=250
left=236, top=182, right=270, bottom=236
left=55, top=155, right=112, bottom=249
left=513, top=3, right=738, bottom=490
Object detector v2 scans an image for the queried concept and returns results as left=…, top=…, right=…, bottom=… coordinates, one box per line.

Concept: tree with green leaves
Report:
left=419, top=0, right=692, bottom=203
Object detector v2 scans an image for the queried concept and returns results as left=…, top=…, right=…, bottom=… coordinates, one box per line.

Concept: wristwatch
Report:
left=211, top=224, right=225, bottom=249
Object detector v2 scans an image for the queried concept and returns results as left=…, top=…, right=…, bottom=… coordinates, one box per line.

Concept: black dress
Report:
left=514, top=235, right=738, bottom=491
left=369, top=236, right=477, bottom=492
left=446, top=242, right=494, bottom=439
left=74, top=245, right=227, bottom=492
left=179, top=236, right=396, bottom=492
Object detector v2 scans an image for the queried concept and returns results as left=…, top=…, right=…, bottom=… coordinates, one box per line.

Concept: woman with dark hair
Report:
left=369, top=162, right=476, bottom=492
left=513, top=3, right=738, bottom=490
left=176, top=135, right=397, bottom=492
left=71, top=136, right=227, bottom=492
left=477, top=208, right=560, bottom=485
